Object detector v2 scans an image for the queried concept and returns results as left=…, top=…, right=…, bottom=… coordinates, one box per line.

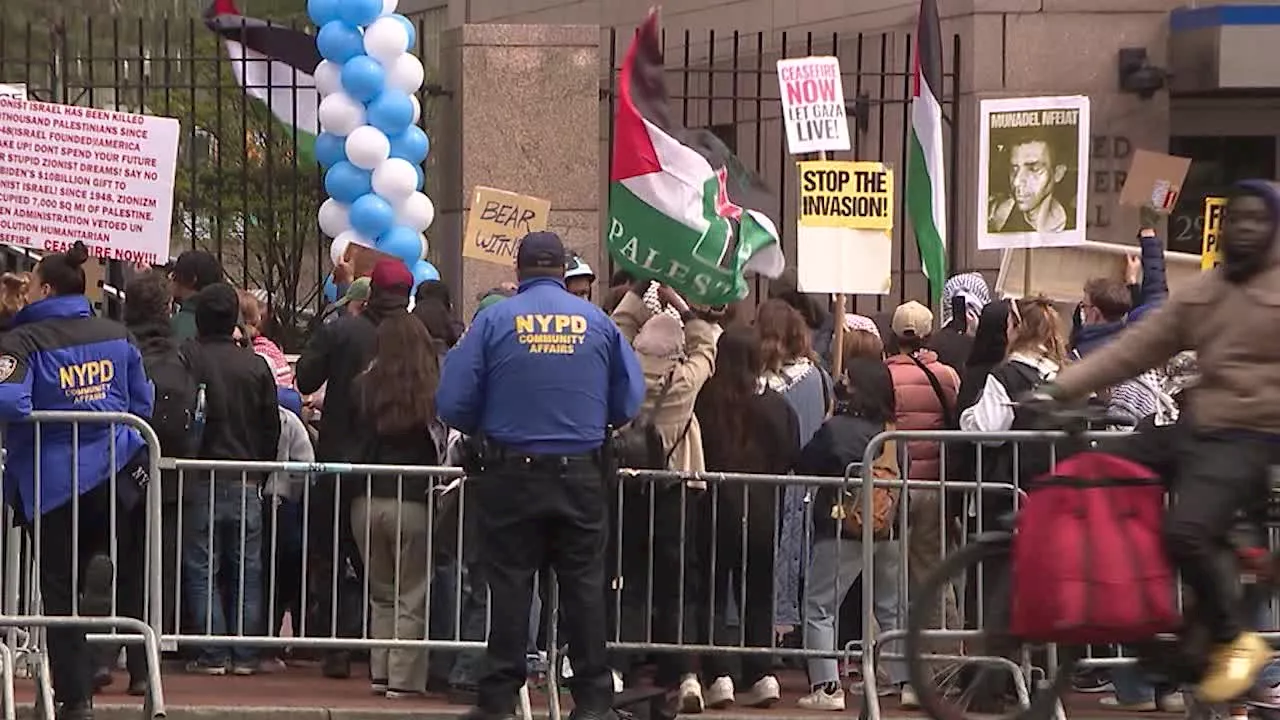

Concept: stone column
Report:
left=437, top=25, right=601, bottom=320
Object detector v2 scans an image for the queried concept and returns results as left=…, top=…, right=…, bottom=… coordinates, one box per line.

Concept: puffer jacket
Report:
left=885, top=349, right=959, bottom=481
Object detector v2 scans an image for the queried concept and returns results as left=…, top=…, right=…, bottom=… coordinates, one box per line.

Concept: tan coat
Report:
left=1055, top=258, right=1280, bottom=434
left=611, top=292, right=721, bottom=476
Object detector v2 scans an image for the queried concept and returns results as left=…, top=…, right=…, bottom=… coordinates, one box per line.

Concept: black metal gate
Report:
left=601, top=27, right=961, bottom=315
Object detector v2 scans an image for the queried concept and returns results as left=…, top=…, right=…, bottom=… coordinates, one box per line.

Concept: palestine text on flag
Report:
left=607, top=9, right=784, bottom=306
left=205, top=0, right=321, bottom=163
left=906, top=0, right=947, bottom=307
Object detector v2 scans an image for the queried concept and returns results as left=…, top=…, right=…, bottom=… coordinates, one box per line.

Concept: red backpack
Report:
left=1010, top=451, right=1179, bottom=644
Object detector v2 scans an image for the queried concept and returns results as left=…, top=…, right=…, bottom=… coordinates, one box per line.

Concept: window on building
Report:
left=1167, top=135, right=1276, bottom=254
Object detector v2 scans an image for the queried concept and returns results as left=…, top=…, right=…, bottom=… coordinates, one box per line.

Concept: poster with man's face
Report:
left=977, top=95, right=1090, bottom=250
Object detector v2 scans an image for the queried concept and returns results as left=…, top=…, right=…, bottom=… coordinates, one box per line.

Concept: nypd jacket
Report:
left=0, top=295, right=154, bottom=520
left=437, top=277, right=645, bottom=455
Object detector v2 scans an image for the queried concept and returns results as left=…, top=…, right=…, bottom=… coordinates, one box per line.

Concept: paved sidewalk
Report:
left=10, top=664, right=1180, bottom=720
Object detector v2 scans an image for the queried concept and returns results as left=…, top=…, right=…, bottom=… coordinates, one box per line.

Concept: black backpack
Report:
left=145, top=348, right=200, bottom=458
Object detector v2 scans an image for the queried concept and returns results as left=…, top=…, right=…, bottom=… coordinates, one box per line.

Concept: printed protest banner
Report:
left=462, top=186, right=552, bottom=267
left=0, top=85, right=25, bottom=101
left=1201, top=196, right=1225, bottom=270
left=0, top=97, right=180, bottom=265
left=1119, top=150, right=1191, bottom=213
left=796, top=160, right=894, bottom=294
left=776, top=57, right=851, bottom=155
left=978, top=95, right=1090, bottom=250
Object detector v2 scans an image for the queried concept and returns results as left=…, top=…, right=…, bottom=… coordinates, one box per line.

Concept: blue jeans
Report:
left=183, top=481, right=264, bottom=666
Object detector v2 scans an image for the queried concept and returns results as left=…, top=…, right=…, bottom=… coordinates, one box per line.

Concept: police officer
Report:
left=0, top=241, right=154, bottom=720
left=437, top=231, right=645, bottom=720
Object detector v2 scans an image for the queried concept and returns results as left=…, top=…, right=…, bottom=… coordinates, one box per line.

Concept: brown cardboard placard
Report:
left=344, top=241, right=397, bottom=277
left=1119, top=149, right=1192, bottom=213
left=462, top=186, right=552, bottom=266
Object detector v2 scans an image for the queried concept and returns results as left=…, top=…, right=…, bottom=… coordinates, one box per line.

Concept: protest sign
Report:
left=1201, top=196, right=1225, bottom=270
left=796, top=160, right=894, bottom=294
left=776, top=57, right=851, bottom=155
left=1119, top=150, right=1191, bottom=213
left=462, top=186, right=552, bottom=266
left=0, top=85, right=25, bottom=101
left=0, top=98, right=180, bottom=265
left=977, top=95, right=1090, bottom=250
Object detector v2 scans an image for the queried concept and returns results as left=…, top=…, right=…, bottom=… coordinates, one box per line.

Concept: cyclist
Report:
left=1036, top=180, right=1280, bottom=703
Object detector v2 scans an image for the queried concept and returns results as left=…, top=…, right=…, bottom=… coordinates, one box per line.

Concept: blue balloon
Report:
left=323, top=274, right=338, bottom=303
left=388, top=126, right=429, bottom=163
left=377, top=226, right=423, bottom=265
left=349, top=194, right=396, bottom=238
left=338, top=0, right=382, bottom=27
left=317, top=21, right=365, bottom=63
left=339, top=56, right=386, bottom=102
left=366, top=91, right=414, bottom=135
left=414, top=164, right=425, bottom=191
left=411, top=260, right=440, bottom=290
left=306, top=0, right=340, bottom=26
left=314, top=132, right=346, bottom=168
left=324, top=161, right=373, bottom=204
left=391, top=14, right=417, bottom=48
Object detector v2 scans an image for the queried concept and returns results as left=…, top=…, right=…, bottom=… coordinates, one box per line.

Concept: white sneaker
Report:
left=611, top=669, right=624, bottom=694
left=739, top=676, right=781, bottom=708
left=798, top=685, right=846, bottom=711
left=1157, top=692, right=1185, bottom=713
left=899, top=683, right=920, bottom=710
left=678, top=674, right=704, bottom=714
left=704, top=676, right=734, bottom=709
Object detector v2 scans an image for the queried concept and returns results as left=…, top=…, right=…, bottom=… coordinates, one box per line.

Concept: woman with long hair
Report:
left=349, top=311, right=447, bottom=697
left=755, top=299, right=832, bottom=640
left=693, top=325, right=800, bottom=708
left=795, top=358, right=906, bottom=711
left=0, top=272, right=30, bottom=331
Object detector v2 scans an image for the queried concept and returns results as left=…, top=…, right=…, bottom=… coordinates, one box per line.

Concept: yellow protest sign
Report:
left=1201, top=196, right=1225, bottom=270
left=462, top=186, right=553, bottom=266
left=797, top=160, right=894, bottom=231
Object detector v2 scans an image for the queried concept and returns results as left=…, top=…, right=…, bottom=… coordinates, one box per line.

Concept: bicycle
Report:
left=902, top=402, right=1280, bottom=720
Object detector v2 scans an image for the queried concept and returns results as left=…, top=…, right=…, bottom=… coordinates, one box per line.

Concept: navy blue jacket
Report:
left=0, top=295, right=153, bottom=519
left=1073, top=233, right=1169, bottom=356
left=437, top=277, right=645, bottom=454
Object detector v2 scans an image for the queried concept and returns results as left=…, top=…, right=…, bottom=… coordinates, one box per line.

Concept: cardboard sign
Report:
left=796, top=160, right=894, bottom=295
left=462, top=186, right=552, bottom=266
left=0, top=97, right=180, bottom=265
left=344, top=241, right=397, bottom=278
left=776, top=57, right=851, bottom=155
left=1202, top=196, right=1225, bottom=270
left=1119, top=150, right=1192, bottom=213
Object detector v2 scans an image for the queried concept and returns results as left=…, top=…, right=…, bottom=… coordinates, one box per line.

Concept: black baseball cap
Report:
left=516, top=231, right=567, bottom=270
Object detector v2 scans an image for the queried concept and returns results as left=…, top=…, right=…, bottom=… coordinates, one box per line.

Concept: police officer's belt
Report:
left=488, top=444, right=601, bottom=471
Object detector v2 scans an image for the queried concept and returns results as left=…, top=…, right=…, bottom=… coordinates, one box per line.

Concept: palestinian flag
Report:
left=607, top=10, right=784, bottom=307
left=205, top=0, right=321, bottom=164
left=906, top=0, right=947, bottom=309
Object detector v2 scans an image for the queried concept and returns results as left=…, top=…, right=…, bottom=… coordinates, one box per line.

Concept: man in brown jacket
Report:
left=1042, top=181, right=1280, bottom=704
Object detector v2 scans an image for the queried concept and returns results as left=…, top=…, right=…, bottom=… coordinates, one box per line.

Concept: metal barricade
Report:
left=855, top=428, right=1133, bottom=720
left=1, top=411, right=167, bottom=720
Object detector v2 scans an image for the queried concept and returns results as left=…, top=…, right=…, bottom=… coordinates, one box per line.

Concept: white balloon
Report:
left=335, top=229, right=375, bottom=256
left=344, top=125, right=391, bottom=170
left=318, top=198, right=351, bottom=238
left=419, top=233, right=430, bottom=260
left=410, top=94, right=421, bottom=124
left=386, top=53, right=424, bottom=94
left=363, top=16, right=410, bottom=64
left=318, top=93, right=366, bottom=136
left=381, top=0, right=398, bottom=14
left=329, top=234, right=350, bottom=265
left=395, top=192, right=435, bottom=232
left=372, top=158, right=419, bottom=202
left=314, top=60, right=342, bottom=97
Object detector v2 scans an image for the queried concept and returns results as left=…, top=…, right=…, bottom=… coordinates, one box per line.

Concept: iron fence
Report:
left=601, top=28, right=962, bottom=314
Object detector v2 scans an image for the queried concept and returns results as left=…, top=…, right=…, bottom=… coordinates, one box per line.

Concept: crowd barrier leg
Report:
left=33, top=645, right=52, bottom=720
left=544, top=569, right=561, bottom=720
left=0, top=643, right=14, bottom=720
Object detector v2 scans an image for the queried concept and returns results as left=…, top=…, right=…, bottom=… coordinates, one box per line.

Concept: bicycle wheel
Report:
left=904, top=537, right=1078, bottom=720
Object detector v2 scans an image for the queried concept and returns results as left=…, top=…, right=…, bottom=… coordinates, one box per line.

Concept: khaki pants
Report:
left=906, top=490, right=961, bottom=653
left=352, top=497, right=431, bottom=692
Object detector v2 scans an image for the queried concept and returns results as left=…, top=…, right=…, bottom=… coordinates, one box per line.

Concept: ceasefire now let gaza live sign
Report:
left=796, top=160, right=894, bottom=295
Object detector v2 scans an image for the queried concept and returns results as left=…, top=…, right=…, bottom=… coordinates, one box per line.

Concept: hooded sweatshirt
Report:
left=1056, top=180, right=1280, bottom=435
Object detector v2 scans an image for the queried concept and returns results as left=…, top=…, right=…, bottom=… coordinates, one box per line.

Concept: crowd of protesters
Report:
left=0, top=207, right=1227, bottom=720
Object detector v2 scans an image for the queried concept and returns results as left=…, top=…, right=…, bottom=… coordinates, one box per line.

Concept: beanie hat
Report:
left=194, top=282, right=241, bottom=338
left=474, top=292, right=506, bottom=320
left=633, top=312, right=685, bottom=360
